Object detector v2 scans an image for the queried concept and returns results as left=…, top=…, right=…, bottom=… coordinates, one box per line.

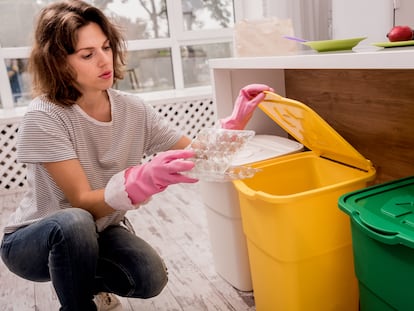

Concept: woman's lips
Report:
left=100, top=71, right=112, bottom=79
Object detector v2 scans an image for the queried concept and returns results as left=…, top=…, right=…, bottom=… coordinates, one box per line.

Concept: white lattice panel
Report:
left=0, top=96, right=216, bottom=194
left=155, top=97, right=217, bottom=139
left=0, top=122, right=27, bottom=194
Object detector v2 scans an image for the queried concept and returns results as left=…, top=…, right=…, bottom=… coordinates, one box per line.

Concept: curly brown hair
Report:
left=29, top=0, right=126, bottom=106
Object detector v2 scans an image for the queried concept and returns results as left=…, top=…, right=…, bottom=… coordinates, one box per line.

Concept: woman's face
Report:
left=67, top=22, right=114, bottom=94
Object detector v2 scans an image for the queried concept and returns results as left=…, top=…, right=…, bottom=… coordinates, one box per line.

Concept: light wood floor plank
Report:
left=34, top=282, right=60, bottom=311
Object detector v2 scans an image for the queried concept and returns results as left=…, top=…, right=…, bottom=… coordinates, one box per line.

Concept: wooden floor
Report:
left=0, top=184, right=255, bottom=310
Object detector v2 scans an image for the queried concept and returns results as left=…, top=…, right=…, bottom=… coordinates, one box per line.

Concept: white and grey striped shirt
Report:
left=4, top=88, right=182, bottom=233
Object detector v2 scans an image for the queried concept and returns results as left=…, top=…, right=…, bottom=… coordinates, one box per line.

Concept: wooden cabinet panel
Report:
left=285, top=69, right=414, bottom=184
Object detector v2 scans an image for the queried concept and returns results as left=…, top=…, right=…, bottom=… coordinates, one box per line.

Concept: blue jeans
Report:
left=0, top=208, right=168, bottom=311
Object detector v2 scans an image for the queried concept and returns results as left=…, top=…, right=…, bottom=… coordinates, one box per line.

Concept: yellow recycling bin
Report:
left=233, top=92, right=376, bottom=311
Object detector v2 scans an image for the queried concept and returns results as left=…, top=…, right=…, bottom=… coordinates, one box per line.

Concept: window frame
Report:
left=0, top=0, right=244, bottom=110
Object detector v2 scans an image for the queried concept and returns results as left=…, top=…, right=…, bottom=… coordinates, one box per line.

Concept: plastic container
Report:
left=338, top=175, right=414, bottom=311
left=199, top=135, right=303, bottom=291
left=233, top=92, right=376, bottom=311
left=185, top=128, right=255, bottom=180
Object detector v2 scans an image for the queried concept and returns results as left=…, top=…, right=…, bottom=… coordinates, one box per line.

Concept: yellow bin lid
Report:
left=259, top=91, right=373, bottom=172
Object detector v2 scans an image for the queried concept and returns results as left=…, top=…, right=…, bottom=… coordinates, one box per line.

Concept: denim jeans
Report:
left=0, top=208, right=168, bottom=311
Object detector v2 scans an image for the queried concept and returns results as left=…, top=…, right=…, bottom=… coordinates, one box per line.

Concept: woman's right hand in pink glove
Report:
left=104, top=149, right=198, bottom=211
left=124, top=149, right=198, bottom=205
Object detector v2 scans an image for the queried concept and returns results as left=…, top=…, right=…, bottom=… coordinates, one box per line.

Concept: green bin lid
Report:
left=259, top=91, right=374, bottom=172
left=338, top=176, right=414, bottom=247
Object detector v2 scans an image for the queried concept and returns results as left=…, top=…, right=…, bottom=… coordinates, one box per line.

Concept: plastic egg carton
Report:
left=185, top=128, right=260, bottom=181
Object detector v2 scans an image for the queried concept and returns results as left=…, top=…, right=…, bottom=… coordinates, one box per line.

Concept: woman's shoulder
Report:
left=27, top=95, right=69, bottom=114
left=24, top=95, right=75, bottom=126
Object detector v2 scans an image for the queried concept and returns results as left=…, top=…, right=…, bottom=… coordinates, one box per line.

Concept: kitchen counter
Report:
left=209, top=48, right=414, bottom=69
left=209, top=48, right=414, bottom=183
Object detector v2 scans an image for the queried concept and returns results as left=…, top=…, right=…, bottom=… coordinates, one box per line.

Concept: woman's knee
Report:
left=49, top=208, right=98, bottom=249
left=54, top=208, right=95, bottom=232
left=98, top=227, right=168, bottom=298
left=0, top=208, right=97, bottom=281
left=140, top=257, right=168, bottom=298
left=105, top=240, right=168, bottom=298
left=130, top=254, right=168, bottom=299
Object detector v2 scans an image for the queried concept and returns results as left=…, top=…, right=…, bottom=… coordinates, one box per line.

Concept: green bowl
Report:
left=302, top=37, right=367, bottom=52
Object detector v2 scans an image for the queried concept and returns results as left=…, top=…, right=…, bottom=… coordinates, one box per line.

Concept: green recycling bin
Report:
left=339, top=175, right=414, bottom=311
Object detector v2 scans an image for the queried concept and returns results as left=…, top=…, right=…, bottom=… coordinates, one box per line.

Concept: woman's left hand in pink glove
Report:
left=220, top=84, right=274, bottom=130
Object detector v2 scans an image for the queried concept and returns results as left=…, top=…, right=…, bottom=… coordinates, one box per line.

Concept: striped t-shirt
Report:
left=4, top=88, right=182, bottom=233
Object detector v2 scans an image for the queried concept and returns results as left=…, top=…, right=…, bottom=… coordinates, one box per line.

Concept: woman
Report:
left=0, top=1, right=271, bottom=310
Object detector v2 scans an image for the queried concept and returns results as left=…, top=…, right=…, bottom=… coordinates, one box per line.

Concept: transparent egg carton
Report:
left=184, top=128, right=261, bottom=182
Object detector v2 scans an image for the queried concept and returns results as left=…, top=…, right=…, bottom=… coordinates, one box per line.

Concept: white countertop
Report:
left=209, top=47, right=414, bottom=69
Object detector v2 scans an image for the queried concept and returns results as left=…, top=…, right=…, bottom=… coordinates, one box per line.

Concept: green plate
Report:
left=302, top=37, right=367, bottom=52
left=372, top=40, right=414, bottom=48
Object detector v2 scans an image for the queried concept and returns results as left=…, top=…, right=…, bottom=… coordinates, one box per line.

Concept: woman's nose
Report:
left=97, top=50, right=111, bottom=66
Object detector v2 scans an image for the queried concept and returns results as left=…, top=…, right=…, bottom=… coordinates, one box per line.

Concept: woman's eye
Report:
left=82, top=53, right=93, bottom=59
left=103, top=46, right=112, bottom=51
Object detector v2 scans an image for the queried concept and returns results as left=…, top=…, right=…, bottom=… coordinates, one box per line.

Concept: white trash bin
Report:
left=199, top=135, right=303, bottom=291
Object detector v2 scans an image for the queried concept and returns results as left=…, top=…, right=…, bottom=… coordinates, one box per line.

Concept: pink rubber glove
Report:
left=104, top=150, right=198, bottom=210
left=220, top=84, right=274, bottom=130
left=124, top=150, right=198, bottom=205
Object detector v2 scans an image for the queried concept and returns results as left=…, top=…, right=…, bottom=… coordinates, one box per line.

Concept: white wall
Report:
left=261, top=0, right=331, bottom=41
left=395, top=0, right=414, bottom=26
left=331, top=0, right=394, bottom=44
left=258, top=0, right=414, bottom=43
left=263, top=0, right=290, bottom=19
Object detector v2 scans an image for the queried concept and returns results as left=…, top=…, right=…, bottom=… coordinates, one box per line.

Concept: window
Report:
left=181, top=42, right=233, bottom=88
left=5, top=58, right=30, bottom=106
left=115, top=49, right=174, bottom=92
left=0, top=0, right=236, bottom=109
left=182, top=0, right=234, bottom=31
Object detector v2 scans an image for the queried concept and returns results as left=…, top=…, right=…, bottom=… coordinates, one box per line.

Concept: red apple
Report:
left=386, top=25, right=413, bottom=42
